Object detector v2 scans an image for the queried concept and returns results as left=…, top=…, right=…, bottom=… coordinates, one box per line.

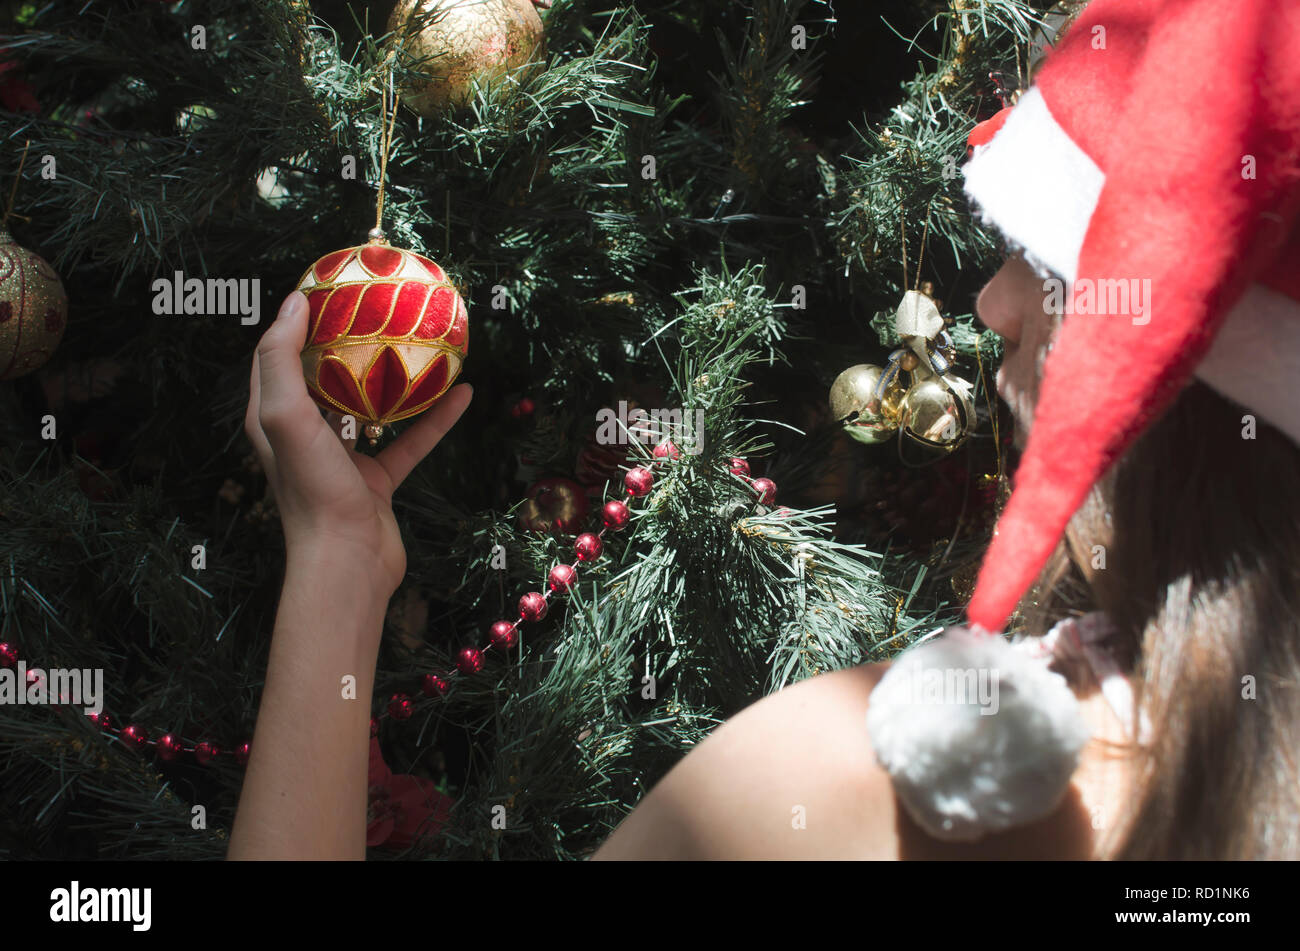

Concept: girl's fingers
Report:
left=245, top=350, right=276, bottom=479
left=254, top=292, right=313, bottom=444
left=375, top=384, right=472, bottom=491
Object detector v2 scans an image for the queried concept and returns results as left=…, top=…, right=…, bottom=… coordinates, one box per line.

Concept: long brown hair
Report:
left=1020, top=382, right=1300, bottom=859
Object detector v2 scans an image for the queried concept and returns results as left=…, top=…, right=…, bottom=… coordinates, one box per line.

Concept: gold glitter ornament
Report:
left=388, top=0, right=547, bottom=117
left=0, top=228, right=67, bottom=381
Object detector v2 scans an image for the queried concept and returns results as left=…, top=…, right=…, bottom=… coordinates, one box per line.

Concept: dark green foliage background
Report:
left=0, top=0, right=1044, bottom=859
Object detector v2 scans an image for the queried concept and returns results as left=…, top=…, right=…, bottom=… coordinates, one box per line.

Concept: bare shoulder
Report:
left=593, top=662, right=1096, bottom=860
left=594, top=664, right=896, bottom=859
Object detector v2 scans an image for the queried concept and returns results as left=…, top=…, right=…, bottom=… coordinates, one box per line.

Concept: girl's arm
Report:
left=227, top=291, right=470, bottom=860
left=226, top=547, right=387, bottom=860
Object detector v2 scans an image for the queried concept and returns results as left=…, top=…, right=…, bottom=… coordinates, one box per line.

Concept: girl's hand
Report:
left=245, top=291, right=472, bottom=601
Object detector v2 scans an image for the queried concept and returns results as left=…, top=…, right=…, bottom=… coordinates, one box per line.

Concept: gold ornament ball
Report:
left=829, top=364, right=900, bottom=445
left=900, top=378, right=964, bottom=448
left=388, top=0, right=546, bottom=116
left=0, top=229, right=68, bottom=381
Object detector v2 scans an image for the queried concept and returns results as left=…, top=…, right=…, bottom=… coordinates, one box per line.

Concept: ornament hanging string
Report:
left=896, top=201, right=932, bottom=294
left=374, top=64, right=402, bottom=236
left=3, top=140, right=32, bottom=229
left=899, top=207, right=908, bottom=291
left=913, top=205, right=931, bottom=291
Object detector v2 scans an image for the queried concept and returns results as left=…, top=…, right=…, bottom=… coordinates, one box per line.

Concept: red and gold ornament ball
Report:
left=296, top=234, right=467, bottom=436
left=0, top=228, right=67, bottom=381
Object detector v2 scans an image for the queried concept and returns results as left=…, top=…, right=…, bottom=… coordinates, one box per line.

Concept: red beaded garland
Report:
left=0, top=642, right=18, bottom=668
left=490, top=620, right=518, bottom=650
left=421, top=673, right=449, bottom=697
left=548, top=563, right=577, bottom=593
left=574, top=532, right=603, bottom=562
left=456, top=647, right=484, bottom=675
left=601, top=499, right=630, bottom=530
left=623, top=466, right=654, bottom=497
left=156, top=734, right=183, bottom=761
left=388, top=693, right=414, bottom=720
left=23, top=443, right=776, bottom=753
left=511, top=397, right=535, bottom=418
left=751, top=477, right=777, bottom=505
left=519, top=591, right=548, bottom=622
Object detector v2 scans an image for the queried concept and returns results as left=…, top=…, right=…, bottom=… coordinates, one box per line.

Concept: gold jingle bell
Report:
left=900, top=378, right=966, bottom=448
left=829, top=364, right=902, bottom=445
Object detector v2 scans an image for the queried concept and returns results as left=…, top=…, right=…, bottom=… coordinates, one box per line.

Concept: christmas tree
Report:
left=1, top=0, right=1049, bottom=859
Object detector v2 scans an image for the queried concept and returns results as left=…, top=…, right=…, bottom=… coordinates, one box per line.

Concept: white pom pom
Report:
left=866, top=627, right=1089, bottom=841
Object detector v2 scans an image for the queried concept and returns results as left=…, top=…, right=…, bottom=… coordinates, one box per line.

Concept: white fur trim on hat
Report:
left=962, top=86, right=1103, bottom=286
left=866, top=627, right=1089, bottom=841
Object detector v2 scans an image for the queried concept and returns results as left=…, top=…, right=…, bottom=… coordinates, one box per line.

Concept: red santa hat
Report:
left=867, top=0, right=1300, bottom=842
left=963, top=0, right=1300, bottom=634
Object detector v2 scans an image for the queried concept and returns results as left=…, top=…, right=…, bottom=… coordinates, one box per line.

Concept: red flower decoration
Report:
left=366, top=736, right=453, bottom=850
